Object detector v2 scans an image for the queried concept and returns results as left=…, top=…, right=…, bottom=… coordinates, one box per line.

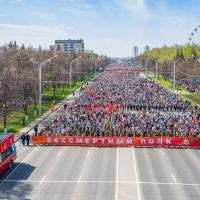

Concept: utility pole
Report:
left=156, top=63, right=158, bottom=81
left=173, top=58, right=182, bottom=92
left=173, top=61, right=176, bottom=91
left=53, top=76, right=56, bottom=103
left=70, top=56, right=82, bottom=94
left=146, top=60, right=148, bottom=76
left=95, top=57, right=101, bottom=77
left=3, top=103, right=7, bottom=134
left=39, top=63, right=42, bottom=116
left=30, top=55, right=57, bottom=116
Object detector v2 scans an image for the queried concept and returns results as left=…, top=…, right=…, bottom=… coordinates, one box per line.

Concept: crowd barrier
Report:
left=32, top=136, right=200, bottom=148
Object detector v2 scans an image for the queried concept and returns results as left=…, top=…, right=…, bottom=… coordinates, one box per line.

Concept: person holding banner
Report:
left=50, top=103, right=55, bottom=113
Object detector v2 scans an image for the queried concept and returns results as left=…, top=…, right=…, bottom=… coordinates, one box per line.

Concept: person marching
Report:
left=21, top=133, right=26, bottom=146
left=25, top=134, right=30, bottom=146
left=34, top=124, right=38, bottom=136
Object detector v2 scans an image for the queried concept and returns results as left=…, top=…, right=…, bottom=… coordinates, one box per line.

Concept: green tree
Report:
left=8, top=41, right=13, bottom=49
left=175, top=48, right=180, bottom=60
left=21, top=44, right=25, bottom=50
left=191, top=47, right=197, bottom=60
left=180, top=48, right=185, bottom=61
left=39, top=45, right=42, bottom=52
left=56, top=44, right=61, bottom=51
left=13, top=41, right=18, bottom=49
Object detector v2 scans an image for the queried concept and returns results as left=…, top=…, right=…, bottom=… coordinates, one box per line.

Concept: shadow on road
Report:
left=0, top=163, right=36, bottom=200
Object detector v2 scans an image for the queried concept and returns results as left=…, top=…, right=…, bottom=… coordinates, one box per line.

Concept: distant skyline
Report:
left=0, top=0, right=199, bottom=57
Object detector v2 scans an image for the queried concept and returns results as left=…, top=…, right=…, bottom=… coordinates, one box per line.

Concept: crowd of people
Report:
left=39, top=66, right=200, bottom=138
left=181, top=80, right=200, bottom=94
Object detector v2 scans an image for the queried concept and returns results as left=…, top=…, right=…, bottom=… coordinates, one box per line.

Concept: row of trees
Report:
left=0, top=41, right=112, bottom=131
left=143, top=44, right=200, bottom=62
left=141, top=44, right=200, bottom=85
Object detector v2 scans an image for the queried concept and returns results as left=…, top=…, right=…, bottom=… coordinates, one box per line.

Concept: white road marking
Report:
left=78, top=176, right=82, bottom=184
left=160, top=149, right=164, bottom=156
left=87, top=150, right=90, bottom=157
left=57, top=151, right=62, bottom=157
left=39, top=175, right=46, bottom=185
left=0, top=179, right=114, bottom=183
left=131, top=147, right=141, bottom=200
left=1, top=179, right=200, bottom=186
left=171, top=173, right=177, bottom=183
left=0, top=147, right=38, bottom=187
left=120, top=181, right=200, bottom=186
left=115, top=147, right=119, bottom=200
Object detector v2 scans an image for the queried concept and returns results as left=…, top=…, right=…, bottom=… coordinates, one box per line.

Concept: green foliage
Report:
left=149, top=73, right=186, bottom=91
left=0, top=80, right=84, bottom=133
left=143, top=44, right=200, bottom=62
left=181, top=94, right=200, bottom=108
left=84, top=50, right=98, bottom=58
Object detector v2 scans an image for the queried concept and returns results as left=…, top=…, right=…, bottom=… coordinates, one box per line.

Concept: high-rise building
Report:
left=133, top=46, right=138, bottom=57
left=55, top=39, right=84, bottom=54
left=144, top=45, right=150, bottom=52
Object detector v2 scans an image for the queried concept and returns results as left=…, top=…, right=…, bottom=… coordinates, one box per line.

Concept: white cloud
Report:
left=0, top=1, right=199, bottom=57
left=86, top=38, right=130, bottom=57
left=149, top=9, right=199, bottom=47
left=117, top=0, right=149, bottom=18
left=0, top=24, right=71, bottom=48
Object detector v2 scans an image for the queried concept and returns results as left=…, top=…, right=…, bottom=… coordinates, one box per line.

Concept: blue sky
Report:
left=0, top=0, right=199, bottom=57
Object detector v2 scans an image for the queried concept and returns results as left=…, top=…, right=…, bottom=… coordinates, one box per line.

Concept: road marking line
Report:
left=115, top=147, right=119, bottom=200
left=131, top=147, right=141, bottom=200
left=171, top=173, right=177, bottom=183
left=160, top=149, right=164, bottom=156
left=120, top=181, right=200, bottom=186
left=57, top=151, right=62, bottom=157
left=0, top=147, right=38, bottom=187
left=78, top=176, right=82, bottom=184
left=1, top=179, right=200, bottom=186
left=39, top=175, right=46, bottom=185
left=0, top=180, right=115, bottom=183
left=87, top=150, right=90, bottom=157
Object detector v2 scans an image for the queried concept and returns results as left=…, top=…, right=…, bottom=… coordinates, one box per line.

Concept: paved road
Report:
left=1, top=145, right=200, bottom=200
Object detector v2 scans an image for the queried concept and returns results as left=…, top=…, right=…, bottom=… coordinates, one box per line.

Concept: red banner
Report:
left=105, top=67, right=140, bottom=74
left=0, top=134, right=14, bottom=153
left=32, top=136, right=200, bottom=148
left=84, top=104, right=118, bottom=111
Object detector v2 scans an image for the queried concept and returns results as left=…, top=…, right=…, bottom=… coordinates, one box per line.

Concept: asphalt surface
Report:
left=1, top=144, right=200, bottom=200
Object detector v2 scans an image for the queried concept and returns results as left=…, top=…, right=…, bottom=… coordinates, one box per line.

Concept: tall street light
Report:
left=95, top=56, right=102, bottom=77
left=156, top=62, right=158, bottom=81
left=30, top=55, right=57, bottom=116
left=145, top=60, right=148, bottom=76
left=3, top=103, right=6, bottom=134
left=70, top=56, right=82, bottom=94
left=173, top=58, right=182, bottom=92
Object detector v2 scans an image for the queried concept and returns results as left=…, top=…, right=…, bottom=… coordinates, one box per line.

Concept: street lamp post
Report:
left=145, top=60, right=148, bottom=76
left=3, top=103, right=6, bottom=134
left=95, top=57, right=101, bottom=77
left=70, top=56, right=82, bottom=94
left=30, top=55, right=56, bottom=116
left=39, top=63, right=42, bottom=116
left=173, top=58, right=182, bottom=92
left=85, top=71, right=88, bottom=84
left=156, top=63, right=158, bottom=81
